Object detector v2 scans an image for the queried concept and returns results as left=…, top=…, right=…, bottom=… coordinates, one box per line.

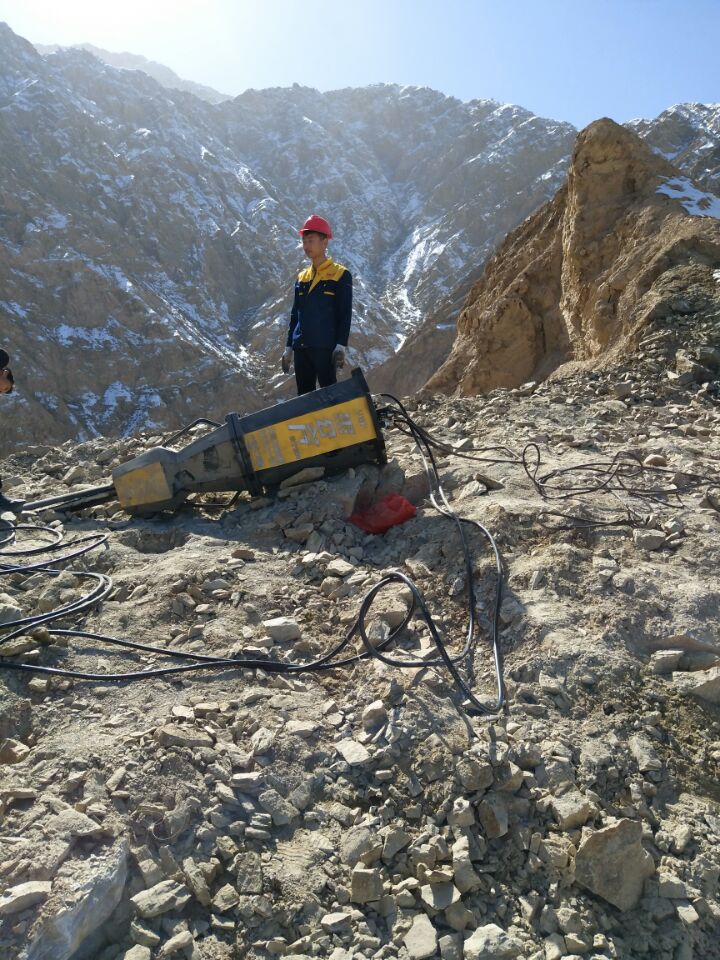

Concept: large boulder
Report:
left=574, top=818, right=655, bottom=911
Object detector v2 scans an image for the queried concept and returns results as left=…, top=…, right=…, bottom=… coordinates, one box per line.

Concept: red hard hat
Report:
left=299, top=214, right=333, bottom=239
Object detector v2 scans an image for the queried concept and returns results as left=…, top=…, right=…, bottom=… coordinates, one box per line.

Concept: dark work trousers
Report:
left=293, top=346, right=337, bottom=395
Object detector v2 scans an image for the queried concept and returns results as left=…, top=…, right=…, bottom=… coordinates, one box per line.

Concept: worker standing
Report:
left=282, top=215, right=352, bottom=395
left=0, top=347, right=20, bottom=513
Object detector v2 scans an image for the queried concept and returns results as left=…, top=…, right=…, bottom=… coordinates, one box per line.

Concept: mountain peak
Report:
left=428, top=121, right=720, bottom=396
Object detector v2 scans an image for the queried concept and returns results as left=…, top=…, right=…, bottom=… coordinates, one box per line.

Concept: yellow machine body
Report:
left=112, top=368, right=386, bottom=515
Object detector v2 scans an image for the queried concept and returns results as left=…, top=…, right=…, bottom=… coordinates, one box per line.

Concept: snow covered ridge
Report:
left=656, top=177, right=720, bottom=219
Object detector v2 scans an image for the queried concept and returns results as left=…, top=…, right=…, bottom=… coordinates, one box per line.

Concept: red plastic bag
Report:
left=348, top=494, right=417, bottom=534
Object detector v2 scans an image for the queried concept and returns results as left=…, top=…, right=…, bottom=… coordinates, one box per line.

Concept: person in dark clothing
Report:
left=282, top=214, right=352, bottom=395
left=0, top=349, right=13, bottom=396
left=0, top=348, right=20, bottom=513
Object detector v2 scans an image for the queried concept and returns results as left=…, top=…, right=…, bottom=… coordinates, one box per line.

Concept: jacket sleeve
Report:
left=334, top=270, right=352, bottom=347
left=0, top=349, right=9, bottom=368
left=287, top=283, right=300, bottom=348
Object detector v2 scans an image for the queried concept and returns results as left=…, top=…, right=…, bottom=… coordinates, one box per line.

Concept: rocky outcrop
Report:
left=427, top=118, right=720, bottom=396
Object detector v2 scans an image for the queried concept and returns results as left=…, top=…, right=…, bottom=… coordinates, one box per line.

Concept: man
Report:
left=282, top=214, right=352, bottom=395
left=0, top=349, right=12, bottom=396
left=0, top=348, right=20, bottom=513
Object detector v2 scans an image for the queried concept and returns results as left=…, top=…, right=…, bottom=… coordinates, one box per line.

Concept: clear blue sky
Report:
left=1, top=0, right=717, bottom=127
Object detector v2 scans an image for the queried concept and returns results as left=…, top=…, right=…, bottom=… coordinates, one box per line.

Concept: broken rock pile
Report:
left=1, top=308, right=720, bottom=959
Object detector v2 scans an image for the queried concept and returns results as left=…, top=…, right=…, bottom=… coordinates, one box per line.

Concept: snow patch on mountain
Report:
left=657, top=176, right=720, bottom=218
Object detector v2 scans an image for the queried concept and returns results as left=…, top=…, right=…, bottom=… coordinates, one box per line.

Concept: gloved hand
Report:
left=0, top=368, right=13, bottom=395
left=332, top=345, right=346, bottom=369
left=281, top=347, right=293, bottom=374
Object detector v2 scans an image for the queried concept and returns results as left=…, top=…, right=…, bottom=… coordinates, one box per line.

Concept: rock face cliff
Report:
left=427, top=119, right=720, bottom=396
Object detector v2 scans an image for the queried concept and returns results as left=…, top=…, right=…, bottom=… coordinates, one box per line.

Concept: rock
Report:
left=182, top=858, right=212, bottom=906
left=49, top=807, right=107, bottom=840
left=538, top=672, right=565, bottom=696
left=439, top=932, right=464, bottom=960
left=131, top=879, right=191, bottom=918
left=382, top=826, right=412, bottom=861
left=550, top=790, right=599, bottom=830
left=455, top=756, right=494, bottom=790
left=157, top=931, right=193, bottom=958
left=633, top=529, right=666, bottom=551
left=25, top=838, right=128, bottom=960
left=336, top=739, right=371, bottom=766
left=154, top=725, right=214, bottom=749
left=325, top=558, right=355, bottom=577
left=122, top=947, right=152, bottom=960
left=263, top=617, right=302, bottom=642
left=513, top=743, right=543, bottom=771
left=250, top=727, right=277, bottom=755
left=556, top=906, right=583, bottom=934
left=420, top=881, right=460, bottom=910
left=0, top=594, right=23, bottom=625
left=445, top=901, right=476, bottom=931
left=649, top=649, right=684, bottom=674
left=543, top=932, right=565, bottom=960
left=231, top=771, right=263, bottom=793
left=212, top=883, right=240, bottom=912
left=0, top=636, right=39, bottom=657
left=362, top=700, right=387, bottom=731
left=448, top=797, right=475, bottom=828
left=285, top=719, right=318, bottom=738
left=574, top=818, right=655, bottom=911
left=477, top=792, right=508, bottom=838
left=675, top=351, right=713, bottom=383
left=0, top=880, right=52, bottom=915
left=0, top=737, right=31, bottom=763
left=452, top=836, right=482, bottom=893
left=463, top=923, right=524, bottom=959
left=350, top=866, right=384, bottom=903
left=235, top=852, right=263, bottom=894
left=258, top=788, right=298, bottom=826
left=657, top=872, right=691, bottom=899
left=280, top=466, right=325, bottom=489
left=672, top=666, right=720, bottom=704
left=321, top=911, right=353, bottom=933
left=341, top=826, right=380, bottom=866
left=629, top=735, right=663, bottom=772
left=643, top=454, right=667, bottom=467
left=0, top=786, right=36, bottom=816
left=284, top=523, right=314, bottom=543
left=404, top=913, right=438, bottom=960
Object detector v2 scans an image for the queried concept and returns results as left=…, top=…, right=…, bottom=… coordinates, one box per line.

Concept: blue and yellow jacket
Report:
left=287, top=258, right=352, bottom=350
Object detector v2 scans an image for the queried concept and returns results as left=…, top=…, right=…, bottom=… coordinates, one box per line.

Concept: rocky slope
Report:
left=0, top=20, right=575, bottom=448
left=0, top=293, right=719, bottom=959
left=427, top=119, right=720, bottom=397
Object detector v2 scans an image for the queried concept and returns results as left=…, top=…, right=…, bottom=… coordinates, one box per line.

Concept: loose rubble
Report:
left=1, top=302, right=719, bottom=960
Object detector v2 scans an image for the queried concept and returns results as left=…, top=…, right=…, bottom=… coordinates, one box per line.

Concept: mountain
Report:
left=0, top=21, right=575, bottom=448
left=2, top=19, right=719, bottom=450
left=427, top=118, right=720, bottom=395
left=628, top=102, right=720, bottom=195
left=33, top=42, right=232, bottom=104
left=364, top=104, right=720, bottom=397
